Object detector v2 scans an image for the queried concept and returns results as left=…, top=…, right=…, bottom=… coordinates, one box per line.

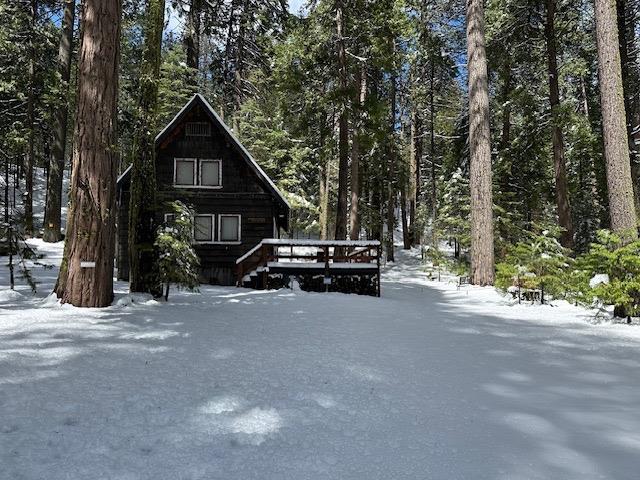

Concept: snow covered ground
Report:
left=1, top=241, right=640, bottom=479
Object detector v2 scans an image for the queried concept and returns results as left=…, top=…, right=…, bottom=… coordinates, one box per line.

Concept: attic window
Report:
left=185, top=122, right=211, bottom=137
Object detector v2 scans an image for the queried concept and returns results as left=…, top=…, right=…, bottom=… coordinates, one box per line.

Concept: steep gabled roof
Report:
left=157, top=94, right=290, bottom=210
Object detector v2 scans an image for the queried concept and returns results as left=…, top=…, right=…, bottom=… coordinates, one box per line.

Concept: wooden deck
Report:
left=235, top=239, right=382, bottom=296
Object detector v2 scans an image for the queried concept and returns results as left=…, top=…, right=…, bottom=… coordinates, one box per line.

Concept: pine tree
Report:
left=43, top=0, right=76, bottom=243
left=594, top=0, right=638, bottom=241
left=128, top=0, right=165, bottom=295
left=55, top=0, right=122, bottom=307
left=466, top=0, right=495, bottom=285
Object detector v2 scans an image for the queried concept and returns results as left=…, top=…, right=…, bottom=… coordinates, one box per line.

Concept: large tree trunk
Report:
left=386, top=64, right=397, bottom=261
left=466, top=0, right=495, bottom=285
left=25, top=0, right=38, bottom=237
left=55, top=0, right=122, bottom=307
left=334, top=0, right=349, bottom=240
left=617, top=0, right=640, bottom=215
left=349, top=67, right=366, bottom=240
left=128, top=0, right=164, bottom=294
left=43, top=0, right=75, bottom=243
left=545, top=0, right=575, bottom=249
left=595, top=0, right=639, bottom=241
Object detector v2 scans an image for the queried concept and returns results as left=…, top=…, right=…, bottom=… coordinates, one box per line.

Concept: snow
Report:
left=2, top=242, right=640, bottom=479
left=590, top=273, right=610, bottom=289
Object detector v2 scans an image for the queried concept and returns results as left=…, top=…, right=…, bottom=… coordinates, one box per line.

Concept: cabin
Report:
left=116, top=94, right=290, bottom=286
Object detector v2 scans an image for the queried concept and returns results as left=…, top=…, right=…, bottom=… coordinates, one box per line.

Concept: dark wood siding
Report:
left=117, top=101, right=284, bottom=286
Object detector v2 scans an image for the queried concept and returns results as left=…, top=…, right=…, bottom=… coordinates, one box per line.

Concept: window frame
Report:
left=217, top=214, right=242, bottom=244
left=173, top=158, right=197, bottom=187
left=164, top=213, right=176, bottom=224
left=198, top=159, right=222, bottom=188
left=173, top=158, right=222, bottom=190
left=193, top=214, right=216, bottom=244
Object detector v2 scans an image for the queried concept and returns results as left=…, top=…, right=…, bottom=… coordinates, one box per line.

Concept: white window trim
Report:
left=173, top=158, right=197, bottom=186
left=173, top=158, right=223, bottom=189
left=198, top=159, right=222, bottom=188
left=193, top=214, right=216, bottom=244
left=217, top=214, right=242, bottom=244
left=164, top=213, right=176, bottom=223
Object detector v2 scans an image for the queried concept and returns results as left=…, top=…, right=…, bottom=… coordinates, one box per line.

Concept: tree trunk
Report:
left=386, top=63, right=397, bottom=261
left=401, top=186, right=411, bottom=249
left=429, top=59, right=437, bottom=223
left=44, top=0, right=75, bottom=243
left=233, top=0, right=249, bottom=133
left=545, top=0, right=574, bottom=249
left=466, top=0, right=495, bottom=285
left=334, top=0, right=349, bottom=241
left=409, top=107, right=422, bottom=245
left=55, top=0, right=122, bottom=307
left=25, top=0, right=38, bottom=237
left=184, top=0, right=201, bottom=71
left=319, top=130, right=329, bottom=240
left=349, top=67, right=366, bottom=240
left=595, top=0, right=639, bottom=241
left=617, top=0, right=640, bottom=215
left=128, top=0, right=164, bottom=294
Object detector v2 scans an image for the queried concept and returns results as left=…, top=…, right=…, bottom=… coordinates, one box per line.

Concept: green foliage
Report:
left=436, top=168, right=470, bottom=249
left=157, top=41, right=197, bottom=125
left=495, top=226, right=572, bottom=298
left=570, top=231, right=640, bottom=317
left=154, top=201, right=200, bottom=301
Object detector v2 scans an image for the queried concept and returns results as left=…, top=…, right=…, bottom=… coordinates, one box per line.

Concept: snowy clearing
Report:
left=1, top=242, right=640, bottom=479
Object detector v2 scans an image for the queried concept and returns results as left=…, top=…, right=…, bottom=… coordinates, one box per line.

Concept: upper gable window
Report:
left=174, top=158, right=221, bottom=188
left=200, top=159, right=221, bottom=187
left=185, top=122, right=211, bottom=137
left=174, top=158, right=196, bottom=186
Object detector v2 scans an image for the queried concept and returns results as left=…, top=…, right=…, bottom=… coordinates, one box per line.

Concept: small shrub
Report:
left=154, top=201, right=200, bottom=301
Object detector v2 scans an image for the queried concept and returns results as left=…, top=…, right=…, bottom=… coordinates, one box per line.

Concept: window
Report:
left=219, top=215, right=241, bottom=242
left=185, top=122, right=211, bottom=137
left=174, top=158, right=221, bottom=188
left=164, top=213, right=176, bottom=224
left=200, top=160, right=221, bottom=187
left=194, top=215, right=214, bottom=243
left=174, top=158, right=196, bottom=186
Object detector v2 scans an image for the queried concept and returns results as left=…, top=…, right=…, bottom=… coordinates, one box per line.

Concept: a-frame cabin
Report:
left=116, top=94, right=290, bottom=285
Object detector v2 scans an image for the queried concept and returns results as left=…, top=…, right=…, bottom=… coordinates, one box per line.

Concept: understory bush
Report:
left=495, top=226, right=571, bottom=300
left=154, top=201, right=200, bottom=301
left=568, top=230, right=640, bottom=320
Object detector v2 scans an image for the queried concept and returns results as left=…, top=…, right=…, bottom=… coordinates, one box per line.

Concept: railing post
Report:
left=376, top=244, right=381, bottom=297
left=324, top=245, right=330, bottom=293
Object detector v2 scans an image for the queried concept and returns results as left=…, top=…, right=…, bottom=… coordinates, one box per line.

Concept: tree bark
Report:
left=386, top=63, right=397, bottom=261
left=429, top=59, right=437, bottom=223
left=401, top=186, right=411, bottom=249
left=595, top=0, right=638, bottom=241
left=334, top=0, right=349, bottom=241
left=409, top=107, right=422, bottom=245
left=55, top=0, right=122, bottom=307
left=184, top=0, right=201, bottom=71
left=349, top=67, right=366, bottom=240
left=25, top=0, right=38, bottom=237
left=128, top=0, right=164, bottom=294
left=545, top=0, right=574, bottom=248
left=44, top=0, right=76, bottom=243
left=466, top=0, right=495, bottom=285
left=617, top=0, right=640, bottom=215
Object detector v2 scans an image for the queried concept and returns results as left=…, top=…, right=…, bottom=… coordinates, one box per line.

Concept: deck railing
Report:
left=235, top=239, right=382, bottom=295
